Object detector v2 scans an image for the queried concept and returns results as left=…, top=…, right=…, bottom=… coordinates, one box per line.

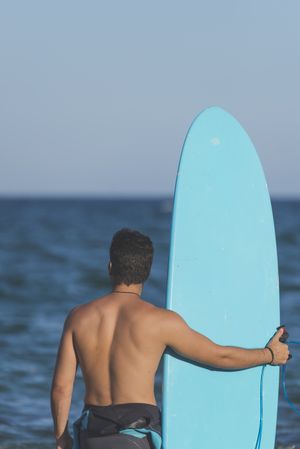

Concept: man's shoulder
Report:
left=138, top=298, right=162, bottom=312
left=63, top=296, right=105, bottom=328
left=139, top=301, right=181, bottom=322
left=145, top=306, right=188, bottom=332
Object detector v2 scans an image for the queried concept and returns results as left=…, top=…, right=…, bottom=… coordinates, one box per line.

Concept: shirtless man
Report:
left=51, top=228, right=290, bottom=449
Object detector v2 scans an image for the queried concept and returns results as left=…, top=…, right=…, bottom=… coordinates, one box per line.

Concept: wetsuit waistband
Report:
left=82, top=402, right=161, bottom=436
left=83, top=402, right=161, bottom=414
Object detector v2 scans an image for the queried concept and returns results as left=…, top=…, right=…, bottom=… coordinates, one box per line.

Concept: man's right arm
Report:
left=160, top=309, right=289, bottom=369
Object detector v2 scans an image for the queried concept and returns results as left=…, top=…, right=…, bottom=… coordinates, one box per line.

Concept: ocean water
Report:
left=0, top=198, right=299, bottom=449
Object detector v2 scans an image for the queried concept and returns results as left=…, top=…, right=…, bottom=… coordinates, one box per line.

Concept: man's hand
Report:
left=266, top=327, right=290, bottom=365
left=56, top=431, right=73, bottom=449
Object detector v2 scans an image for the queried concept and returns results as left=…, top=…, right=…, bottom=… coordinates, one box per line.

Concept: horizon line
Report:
left=0, top=193, right=299, bottom=201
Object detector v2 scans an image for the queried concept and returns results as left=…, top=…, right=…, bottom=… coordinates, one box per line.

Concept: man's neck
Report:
left=111, top=283, right=143, bottom=297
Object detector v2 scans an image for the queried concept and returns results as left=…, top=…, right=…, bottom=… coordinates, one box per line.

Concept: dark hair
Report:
left=109, top=228, right=153, bottom=286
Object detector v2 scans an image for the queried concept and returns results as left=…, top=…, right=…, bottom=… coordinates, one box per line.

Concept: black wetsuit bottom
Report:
left=80, top=432, right=151, bottom=449
left=78, top=403, right=162, bottom=449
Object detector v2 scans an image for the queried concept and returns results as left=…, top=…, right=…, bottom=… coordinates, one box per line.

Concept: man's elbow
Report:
left=205, top=345, right=232, bottom=369
left=209, top=345, right=245, bottom=370
left=51, top=381, right=73, bottom=398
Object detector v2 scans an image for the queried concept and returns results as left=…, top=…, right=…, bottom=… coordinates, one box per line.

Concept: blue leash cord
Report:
left=255, top=340, right=300, bottom=449
left=254, top=364, right=266, bottom=449
left=281, top=341, right=300, bottom=417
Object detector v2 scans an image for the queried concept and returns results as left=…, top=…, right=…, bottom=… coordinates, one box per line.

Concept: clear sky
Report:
left=1, top=1, right=299, bottom=198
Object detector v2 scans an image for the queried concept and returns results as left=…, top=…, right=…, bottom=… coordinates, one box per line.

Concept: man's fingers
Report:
left=272, top=327, right=284, bottom=341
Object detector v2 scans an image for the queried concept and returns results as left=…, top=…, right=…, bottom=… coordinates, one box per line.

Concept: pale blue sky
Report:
left=1, top=1, right=299, bottom=197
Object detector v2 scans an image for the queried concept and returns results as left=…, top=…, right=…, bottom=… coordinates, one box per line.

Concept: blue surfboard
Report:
left=162, top=107, right=280, bottom=449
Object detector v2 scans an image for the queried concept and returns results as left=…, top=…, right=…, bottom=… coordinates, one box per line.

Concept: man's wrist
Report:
left=55, top=431, right=72, bottom=449
left=264, top=346, right=274, bottom=365
left=55, top=428, right=70, bottom=442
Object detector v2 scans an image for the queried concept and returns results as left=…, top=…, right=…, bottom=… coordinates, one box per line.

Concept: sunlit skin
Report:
left=51, top=262, right=289, bottom=449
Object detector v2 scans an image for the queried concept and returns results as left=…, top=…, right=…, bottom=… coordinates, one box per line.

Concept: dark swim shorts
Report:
left=73, top=402, right=162, bottom=449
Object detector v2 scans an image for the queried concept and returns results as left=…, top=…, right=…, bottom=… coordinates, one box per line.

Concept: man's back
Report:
left=71, top=292, right=166, bottom=406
